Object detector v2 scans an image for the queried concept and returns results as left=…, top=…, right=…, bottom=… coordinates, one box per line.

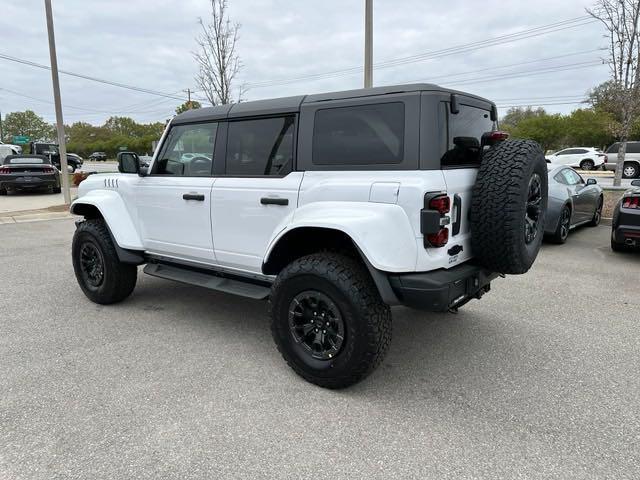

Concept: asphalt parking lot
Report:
left=1, top=219, right=639, bottom=479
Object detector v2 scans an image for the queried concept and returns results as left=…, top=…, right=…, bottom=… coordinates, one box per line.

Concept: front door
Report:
left=137, top=122, right=219, bottom=263
left=211, top=115, right=301, bottom=273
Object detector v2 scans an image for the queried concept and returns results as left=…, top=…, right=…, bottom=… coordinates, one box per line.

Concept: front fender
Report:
left=265, top=201, right=418, bottom=272
left=70, top=190, right=143, bottom=250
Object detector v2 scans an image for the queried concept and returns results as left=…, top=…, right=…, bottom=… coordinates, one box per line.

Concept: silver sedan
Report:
left=544, top=166, right=603, bottom=243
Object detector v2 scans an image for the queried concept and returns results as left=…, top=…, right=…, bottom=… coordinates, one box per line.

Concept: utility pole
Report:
left=44, top=0, right=71, bottom=204
left=187, top=88, right=191, bottom=109
left=364, top=0, right=373, bottom=88
left=0, top=110, right=3, bottom=143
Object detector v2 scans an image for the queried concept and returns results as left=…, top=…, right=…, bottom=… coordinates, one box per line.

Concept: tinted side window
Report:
left=312, top=103, right=405, bottom=165
left=154, top=123, right=217, bottom=176
left=441, top=103, right=493, bottom=167
left=574, top=149, right=588, bottom=154
left=554, top=172, right=567, bottom=184
left=225, top=116, right=295, bottom=176
left=561, top=169, right=581, bottom=185
left=627, top=143, right=640, bottom=154
left=606, top=143, right=620, bottom=154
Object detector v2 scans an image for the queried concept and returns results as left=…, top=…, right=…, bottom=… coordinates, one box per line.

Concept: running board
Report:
left=143, top=263, right=271, bottom=300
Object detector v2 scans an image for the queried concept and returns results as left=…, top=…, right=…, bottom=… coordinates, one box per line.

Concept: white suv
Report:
left=70, top=84, right=548, bottom=388
left=545, top=147, right=607, bottom=171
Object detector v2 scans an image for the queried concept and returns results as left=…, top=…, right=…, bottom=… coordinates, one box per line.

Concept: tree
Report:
left=193, top=0, right=243, bottom=105
left=176, top=100, right=202, bottom=114
left=3, top=110, right=54, bottom=142
left=500, top=106, right=547, bottom=132
left=588, top=1, right=640, bottom=185
left=564, top=108, right=616, bottom=148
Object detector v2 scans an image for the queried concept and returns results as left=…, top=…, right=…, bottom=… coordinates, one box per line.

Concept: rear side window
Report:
left=627, top=143, right=640, bottom=154
left=312, top=103, right=405, bottom=165
left=225, top=116, right=295, bottom=176
left=606, top=143, right=620, bottom=154
left=441, top=103, right=493, bottom=167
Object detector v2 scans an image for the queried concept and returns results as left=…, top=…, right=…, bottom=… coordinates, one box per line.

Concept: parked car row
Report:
left=546, top=142, right=640, bottom=178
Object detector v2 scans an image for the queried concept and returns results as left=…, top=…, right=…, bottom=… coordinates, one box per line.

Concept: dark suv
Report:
left=89, top=152, right=108, bottom=162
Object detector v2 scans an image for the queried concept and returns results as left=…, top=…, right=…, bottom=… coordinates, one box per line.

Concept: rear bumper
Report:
left=388, top=263, right=499, bottom=312
left=613, top=208, right=640, bottom=246
left=0, top=176, right=57, bottom=190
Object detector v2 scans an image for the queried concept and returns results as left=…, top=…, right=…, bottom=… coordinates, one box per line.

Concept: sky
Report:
left=0, top=0, right=611, bottom=126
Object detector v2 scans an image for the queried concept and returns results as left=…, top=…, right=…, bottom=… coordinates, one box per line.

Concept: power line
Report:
left=497, top=100, right=588, bottom=108
left=0, top=52, right=187, bottom=100
left=244, top=15, right=599, bottom=89
left=402, top=49, right=604, bottom=84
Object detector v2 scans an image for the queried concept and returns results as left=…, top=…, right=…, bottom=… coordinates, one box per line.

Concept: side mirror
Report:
left=586, top=178, right=598, bottom=186
left=117, top=151, right=140, bottom=174
left=631, top=179, right=640, bottom=187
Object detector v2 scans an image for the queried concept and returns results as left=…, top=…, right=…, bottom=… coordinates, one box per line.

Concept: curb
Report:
left=0, top=211, right=75, bottom=224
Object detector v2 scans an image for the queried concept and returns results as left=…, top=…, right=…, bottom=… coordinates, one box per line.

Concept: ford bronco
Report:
left=70, top=84, right=547, bottom=388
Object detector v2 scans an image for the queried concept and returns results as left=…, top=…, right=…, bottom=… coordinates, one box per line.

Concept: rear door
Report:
left=440, top=99, right=495, bottom=267
left=211, top=115, right=301, bottom=273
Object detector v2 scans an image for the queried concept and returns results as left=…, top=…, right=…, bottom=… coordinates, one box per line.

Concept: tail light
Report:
left=481, top=131, right=510, bottom=147
left=421, top=193, right=450, bottom=248
left=0, top=166, right=10, bottom=174
left=604, top=155, right=608, bottom=163
left=622, top=197, right=639, bottom=209
left=42, top=167, right=55, bottom=174
left=427, top=227, right=449, bottom=247
left=429, top=195, right=450, bottom=215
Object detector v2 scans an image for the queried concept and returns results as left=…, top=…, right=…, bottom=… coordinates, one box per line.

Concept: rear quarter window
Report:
left=312, top=102, right=405, bottom=166
left=441, top=103, right=493, bottom=168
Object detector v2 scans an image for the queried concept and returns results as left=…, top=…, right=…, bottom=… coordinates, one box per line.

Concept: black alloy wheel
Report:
left=79, top=241, right=105, bottom=289
left=288, top=291, right=345, bottom=361
left=525, top=173, right=543, bottom=245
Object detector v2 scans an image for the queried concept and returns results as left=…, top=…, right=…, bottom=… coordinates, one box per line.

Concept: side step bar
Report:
left=143, top=263, right=271, bottom=300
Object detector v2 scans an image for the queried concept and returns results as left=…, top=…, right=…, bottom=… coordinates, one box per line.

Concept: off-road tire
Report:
left=269, top=253, right=391, bottom=389
left=470, top=139, right=548, bottom=274
left=549, top=205, right=571, bottom=244
left=72, top=219, right=137, bottom=304
left=588, top=196, right=603, bottom=227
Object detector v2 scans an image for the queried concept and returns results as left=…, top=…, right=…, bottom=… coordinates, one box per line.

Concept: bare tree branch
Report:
left=193, top=0, right=242, bottom=106
left=587, top=0, right=640, bottom=185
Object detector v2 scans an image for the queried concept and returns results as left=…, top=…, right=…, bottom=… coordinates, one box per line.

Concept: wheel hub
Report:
left=524, top=173, right=542, bottom=245
left=288, top=291, right=345, bottom=360
left=80, top=242, right=105, bottom=287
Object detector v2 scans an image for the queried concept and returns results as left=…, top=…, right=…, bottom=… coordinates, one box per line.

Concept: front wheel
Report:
left=270, top=253, right=391, bottom=389
left=72, top=219, right=137, bottom=304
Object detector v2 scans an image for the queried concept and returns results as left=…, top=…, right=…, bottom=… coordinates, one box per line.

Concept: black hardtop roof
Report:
left=172, top=83, right=494, bottom=124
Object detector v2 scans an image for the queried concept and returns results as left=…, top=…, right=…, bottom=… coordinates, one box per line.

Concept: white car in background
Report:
left=0, top=142, right=22, bottom=155
left=546, top=147, right=607, bottom=170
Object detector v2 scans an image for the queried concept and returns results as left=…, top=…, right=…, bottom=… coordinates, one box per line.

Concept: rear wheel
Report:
left=550, top=205, right=571, bottom=243
left=580, top=159, right=595, bottom=170
left=270, top=253, right=391, bottom=389
left=588, top=197, right=603, bottom=227
left=470, top=139, right=548, bottom=274
left=0, top=187, right=6, bottom=196
left=622, top=162, right=639, bottom=178
left=72, top=219, right=137, bottom=304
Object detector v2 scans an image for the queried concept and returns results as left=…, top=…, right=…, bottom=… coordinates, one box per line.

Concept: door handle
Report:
left=260, top=197, right=289, bottom=206
left=183, top=193, right=205, bottom=201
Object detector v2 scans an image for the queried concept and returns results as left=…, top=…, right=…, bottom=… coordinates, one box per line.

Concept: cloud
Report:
left=0, top=0, right=608, bottom=125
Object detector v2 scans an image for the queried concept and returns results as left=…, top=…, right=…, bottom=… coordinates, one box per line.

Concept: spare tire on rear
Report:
left=470, top=139, right=548, bottom=275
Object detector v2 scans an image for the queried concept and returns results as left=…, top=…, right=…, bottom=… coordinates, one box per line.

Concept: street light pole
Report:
left=44, top=0, right=71, bottom=204
left=364, top=0, right=373, bottom=88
